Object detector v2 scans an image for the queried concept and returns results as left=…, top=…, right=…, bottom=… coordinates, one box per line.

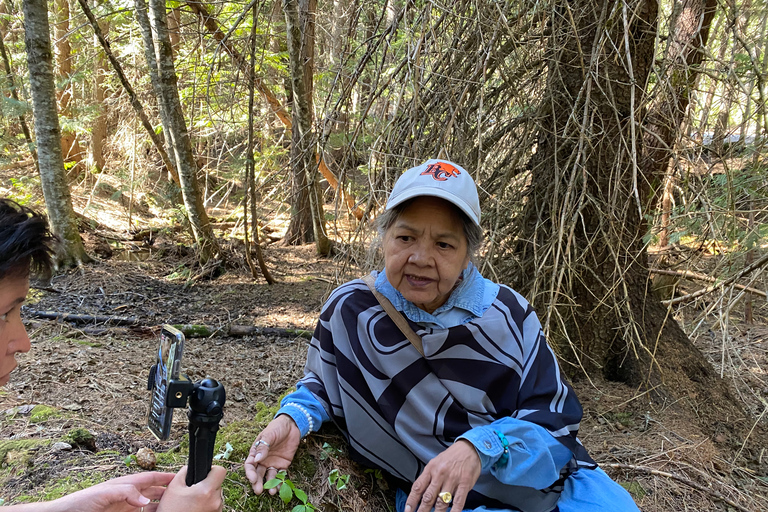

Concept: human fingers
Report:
left=445, top=481, right=473, bottom=512
left=203, top=465, right=228, bottom=487
left=244, top=452, right=260, bottom=487
left=114, top=471, right=176, bottom=488
left=249, top=437, right=272, bottom=464
left=416, top=478, right=445, bottom=512
left=98, top=483, right=153, bottom=509
left=404, top=472, right=432, bottom=512
left=140, top=484, right=169, bottom=502
left=264, top=466, right=281, bottom=496
left=245, top=456, right=268, bottom=494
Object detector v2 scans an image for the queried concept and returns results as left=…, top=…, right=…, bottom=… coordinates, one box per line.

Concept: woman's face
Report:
left=0, top=274, right=32, bottom=386
left=383, top=197, right=470, bottom=314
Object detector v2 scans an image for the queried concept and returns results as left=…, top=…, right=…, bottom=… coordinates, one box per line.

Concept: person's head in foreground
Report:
left=0, top=198, right=56, bottom=386
left=0, top=197, right=226, bottom=512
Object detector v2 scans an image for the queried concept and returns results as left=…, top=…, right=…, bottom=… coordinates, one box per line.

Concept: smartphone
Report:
left=147, top=324, right=185, bottom=441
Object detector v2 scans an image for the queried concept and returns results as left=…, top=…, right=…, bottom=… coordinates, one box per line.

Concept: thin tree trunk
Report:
left=53, top=0, right=83, bottom=173
left=283, top=0, right=330, bottom=255
left=167, top=6, right=181, bottom=54
left=134, top=0, right=178, bottom=179
left=245, top=4, right=275, bottom=284
left=642, top=0, right=718, bottom=180
left=22, top=0, right=91, bottom=267
left=185, top=0, right=292, bottom=128
left=90, top=0, right=107, bottom=173
left=185, top=0, right=359, bottom=219
left=76, top=0, right=179, bottom=186
left=146, top=0, right=219, bottom=263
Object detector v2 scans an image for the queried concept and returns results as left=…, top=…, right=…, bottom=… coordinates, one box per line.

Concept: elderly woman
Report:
left=245, top=160, right=639, bottom=512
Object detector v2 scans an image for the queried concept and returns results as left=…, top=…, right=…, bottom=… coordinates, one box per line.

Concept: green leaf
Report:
left=213, top=442, right=233, bottom=460
left=294, top=488, right=307, bottom=503
left=279, top=482, right=294, bottom=504
left=263, top=478, right=281, bottom=490
left=291, top=506, right=306, bottom=512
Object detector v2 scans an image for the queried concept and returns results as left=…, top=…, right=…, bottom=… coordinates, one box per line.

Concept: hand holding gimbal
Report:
left=147, top=325, right=226, bottom=486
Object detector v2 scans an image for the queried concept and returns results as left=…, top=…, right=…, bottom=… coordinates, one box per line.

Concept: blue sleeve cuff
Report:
left=457, top=425, right=506, bottom=472
left=275, top=384, right=330, bottom=437
left=456, top=417, right=574, bottom=489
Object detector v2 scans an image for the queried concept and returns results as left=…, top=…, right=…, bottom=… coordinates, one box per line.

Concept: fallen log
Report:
left=22, top=309, right=313, bottom=340
left=172, top=324, right=312, bottom=340
left=23, top=308, right=139, bottom=326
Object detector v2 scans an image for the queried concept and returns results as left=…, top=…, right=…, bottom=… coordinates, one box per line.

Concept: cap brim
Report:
left=386, top=187, right=480, bottom=226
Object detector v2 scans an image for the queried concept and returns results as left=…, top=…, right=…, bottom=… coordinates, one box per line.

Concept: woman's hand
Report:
left=404, top=440, right=482, bottom=512
left=244, top=414, right=301, bottom=495
left=42, top=471, right=176, bottom=512
left=156, top=465, right=227, bottom=512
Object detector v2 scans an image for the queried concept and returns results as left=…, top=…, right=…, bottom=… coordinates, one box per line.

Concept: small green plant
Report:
left=263, top=470, right=317, bottom=512
left=364, top=468, right=384, bottom=480
left=319, top=442, right=342, bottom=461
left=328, top=469, right=349, bottom=490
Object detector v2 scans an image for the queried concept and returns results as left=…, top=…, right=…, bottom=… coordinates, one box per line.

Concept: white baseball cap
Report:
left=385, top=159, right=480, bottom=226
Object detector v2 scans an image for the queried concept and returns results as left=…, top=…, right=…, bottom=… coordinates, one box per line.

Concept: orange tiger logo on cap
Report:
left=420, top=161, right=461, bottom=181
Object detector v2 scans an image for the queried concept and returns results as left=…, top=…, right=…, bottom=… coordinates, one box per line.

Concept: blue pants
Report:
left=394, top=467, right=640, bottom=512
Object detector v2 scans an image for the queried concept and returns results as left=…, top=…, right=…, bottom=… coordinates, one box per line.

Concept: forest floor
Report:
left=1, top=179, right=768, bottom=511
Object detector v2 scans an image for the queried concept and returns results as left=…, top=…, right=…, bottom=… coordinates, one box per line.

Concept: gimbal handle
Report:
left=185, top=378, right=226, bottom=486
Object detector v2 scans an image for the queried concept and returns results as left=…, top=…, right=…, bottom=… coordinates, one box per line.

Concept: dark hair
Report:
left=375, top=197, right=484, bottom=260
left=0, top=198, right=57, bottom=280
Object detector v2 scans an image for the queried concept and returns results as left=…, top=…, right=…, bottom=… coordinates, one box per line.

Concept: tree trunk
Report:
left=246, top=4, right=275, bottom=284
left=140, top=0, right=219, bottom=263
left=22, top=0, right=91, bottom=267
left=642, top=0, right=718, bottom=178
left=53, top=0, right=83, bottom=173
left=167, top=6, right=181, bottom=55
left=90, top=0, right=107, bottom=173
left=282, top=0, right=331, bottom=255
left=134, top=0, right=181, bottom=184
left=515, top=0, right=751, bottom=445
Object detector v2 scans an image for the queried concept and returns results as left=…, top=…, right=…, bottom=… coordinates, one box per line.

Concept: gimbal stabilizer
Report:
left=164, top=376, right=226, bottom=485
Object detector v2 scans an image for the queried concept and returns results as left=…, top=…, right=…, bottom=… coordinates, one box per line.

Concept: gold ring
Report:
left=438, top=491, right=452, bottom=504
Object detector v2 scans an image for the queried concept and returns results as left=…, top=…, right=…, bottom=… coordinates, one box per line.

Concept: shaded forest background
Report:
left=2, top=0, right=768, bottom=509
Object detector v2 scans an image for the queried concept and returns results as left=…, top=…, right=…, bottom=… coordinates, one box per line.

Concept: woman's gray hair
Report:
left=375, top=198, right=483, bottom=261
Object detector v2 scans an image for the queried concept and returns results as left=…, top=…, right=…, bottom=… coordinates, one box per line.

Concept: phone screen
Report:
left=147, top=324, right=185, bottom=441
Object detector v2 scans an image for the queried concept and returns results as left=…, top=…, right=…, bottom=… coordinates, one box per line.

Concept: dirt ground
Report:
left=2, top=239, right=768, bottom=511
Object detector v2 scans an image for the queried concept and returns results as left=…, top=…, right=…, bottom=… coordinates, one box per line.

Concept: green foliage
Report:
left=328, top=469, right=349, bottom=490
left=264, top=470, right=317, bottom=511
left=6, top=177, right=39, bottom=205
left=319, top=442, right=342, bottom=460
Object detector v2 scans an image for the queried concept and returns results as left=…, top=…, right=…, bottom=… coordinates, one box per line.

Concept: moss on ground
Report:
left=29, top=405, right=61, bottom=423
left=40, top=475, right=103, bottom=501
left=62, top=428, right=96, bottom=450
left=0, top=438, right=49, bottom=470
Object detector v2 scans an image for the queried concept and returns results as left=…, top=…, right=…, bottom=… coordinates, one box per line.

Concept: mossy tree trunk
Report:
left=22, top=0, right=91, bottom=267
